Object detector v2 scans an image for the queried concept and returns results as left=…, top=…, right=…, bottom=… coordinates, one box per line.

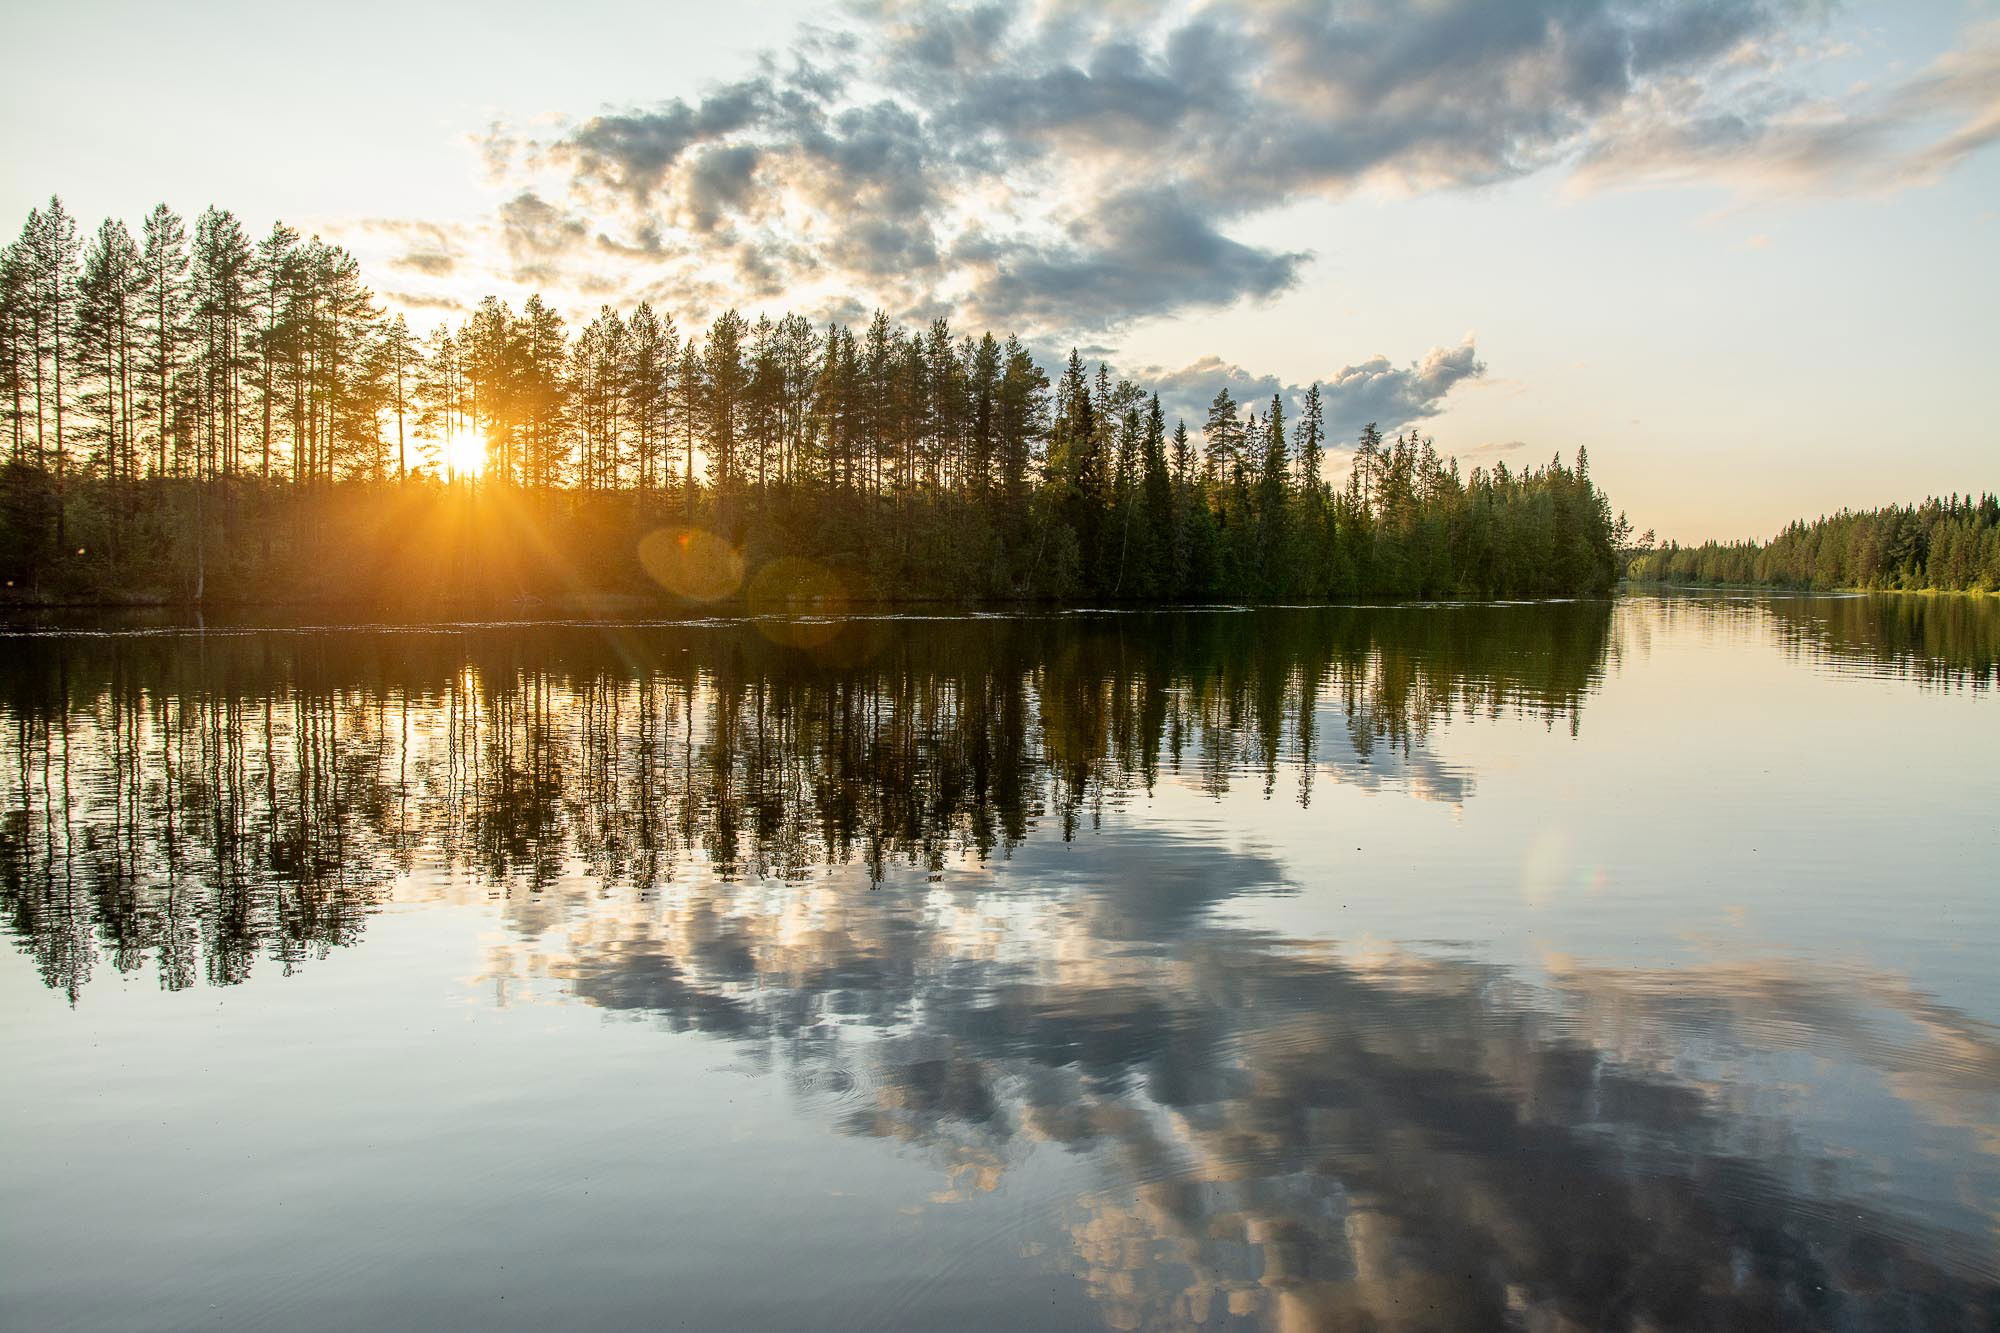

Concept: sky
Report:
left=4, top=0, right=1996, bottom=540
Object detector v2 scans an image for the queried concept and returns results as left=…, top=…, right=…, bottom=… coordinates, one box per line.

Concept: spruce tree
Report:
left=1140, top=394, right=1172, bottom=596
left=1202, top=387, right=1239, bottom=485
left=1298, top=383, right=1324, bottom=494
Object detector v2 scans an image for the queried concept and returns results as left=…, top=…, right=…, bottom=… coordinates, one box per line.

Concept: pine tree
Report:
left=190, top=206, right=253, bottom=480
left=623, top=302, right=676, bottom=495
left=775, top=312, right=817, bottom=489
left=676, top=337, right=703, bottom=514
left=0, top=241, right=34, bottom=463
left=24, top=199, right=81, bottom=544
left=251, top=221, right=299, bottom=482
left=464, top=296, right=517, bottom=483
left=518, top=294, right=567, bottom=489
left=573, top=305, right=628, bottom=490
left=414, top=323, right=463, bottom=478
left=138, top=205, right=190, bottom=478
left=995, top=336, right=1044, bottom=506
left=704, top=309, right=747, bottom=496
left=382, top=314, right=418, bottom=481
left=75, top=218, right=142, bottom=495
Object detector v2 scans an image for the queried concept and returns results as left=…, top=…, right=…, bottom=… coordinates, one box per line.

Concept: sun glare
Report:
left=441, top=429, right=488, bottom=479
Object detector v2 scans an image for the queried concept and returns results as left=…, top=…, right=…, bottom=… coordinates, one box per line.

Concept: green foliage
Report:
left=1629, top=496, right=2000, bottom=593
left=0, top=197, right=1625, bottom=606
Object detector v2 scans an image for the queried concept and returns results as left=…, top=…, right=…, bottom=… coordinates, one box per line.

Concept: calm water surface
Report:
left=3, top=595, right=1996, bottom=1331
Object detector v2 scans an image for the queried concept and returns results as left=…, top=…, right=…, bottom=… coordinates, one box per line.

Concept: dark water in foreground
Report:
left=2, top=595, right=1996, bottom=1331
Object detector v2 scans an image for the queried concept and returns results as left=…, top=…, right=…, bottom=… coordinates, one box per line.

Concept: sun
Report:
left=440, top=428, right=488, bottom=479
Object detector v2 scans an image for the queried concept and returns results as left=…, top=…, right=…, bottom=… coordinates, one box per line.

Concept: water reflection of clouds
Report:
left=491, top=825, right=2000, bottom=1329
left=6, top=601, right=1997, bottom=1327
left=1309, top=715, right=1474, bottom=806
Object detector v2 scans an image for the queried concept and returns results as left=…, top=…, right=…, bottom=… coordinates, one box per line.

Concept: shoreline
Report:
left=0, top=591, right=1616, bottom=621
left=1624, top=580, right=1999, bottom=599
left=9, top=584, right=1991, bottom=627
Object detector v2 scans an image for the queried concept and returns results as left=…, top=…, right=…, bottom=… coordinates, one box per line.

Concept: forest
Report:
left=0, top=197, right=1624, bottom=606
left=1627, top=496, right=2000, bottom=593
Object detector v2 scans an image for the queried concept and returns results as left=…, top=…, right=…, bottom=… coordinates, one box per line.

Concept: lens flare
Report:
left=638, top=527, right=745, bottom=602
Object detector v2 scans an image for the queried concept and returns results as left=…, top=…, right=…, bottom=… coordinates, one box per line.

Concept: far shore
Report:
left=1623, top=580, right=1999, bottom=599
left=6, top=583, right=1995, bottom=627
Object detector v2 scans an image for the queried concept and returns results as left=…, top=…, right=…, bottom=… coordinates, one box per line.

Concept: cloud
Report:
left=558, top=78, right=775, bottom=200
left=1141, top=338, right=1486, bottom=439
left=495, top=189, right=595, bottom=285
left=473, top=121, right=526, bottom=183
left=1323, top=340, right=1487, bottom=436
left=684, top=144, right=763, bottom=231
left=380, top=289, right=467, bottom=313
left=423, top=4, right=1996, bottom=341
left=957, top=188, right=1308, bottom=330
left=505, top=0, right=1930, bottom=335
left=389, top=249, right=457, bottom=277
left=1573, top=21, right=2000, bottom=193
left=498, top=189, right=588, bottom=257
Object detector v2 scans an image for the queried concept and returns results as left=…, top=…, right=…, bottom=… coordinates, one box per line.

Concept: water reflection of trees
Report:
left=1643, top=592, right=1998, bottom=690
left=1, top=606, right=1611, bottom=998
left=1773, top=592, right=2000, bottom=689
left=6, top=603, right=1998, bottom=1326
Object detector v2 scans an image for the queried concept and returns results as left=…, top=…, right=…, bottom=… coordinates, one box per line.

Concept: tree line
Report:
left=1627, top=495, right=2000, bottom=593
left=2, top=197, right=1626, bottom=604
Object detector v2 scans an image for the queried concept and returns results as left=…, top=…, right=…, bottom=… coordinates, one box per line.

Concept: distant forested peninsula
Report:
left=1, top=197, right=1625, bottom=608
left=1629, top=496, right=2000, bottom=594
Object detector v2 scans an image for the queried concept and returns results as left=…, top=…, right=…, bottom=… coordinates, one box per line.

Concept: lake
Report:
left=3, top=595, right=1996, bottom=1331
